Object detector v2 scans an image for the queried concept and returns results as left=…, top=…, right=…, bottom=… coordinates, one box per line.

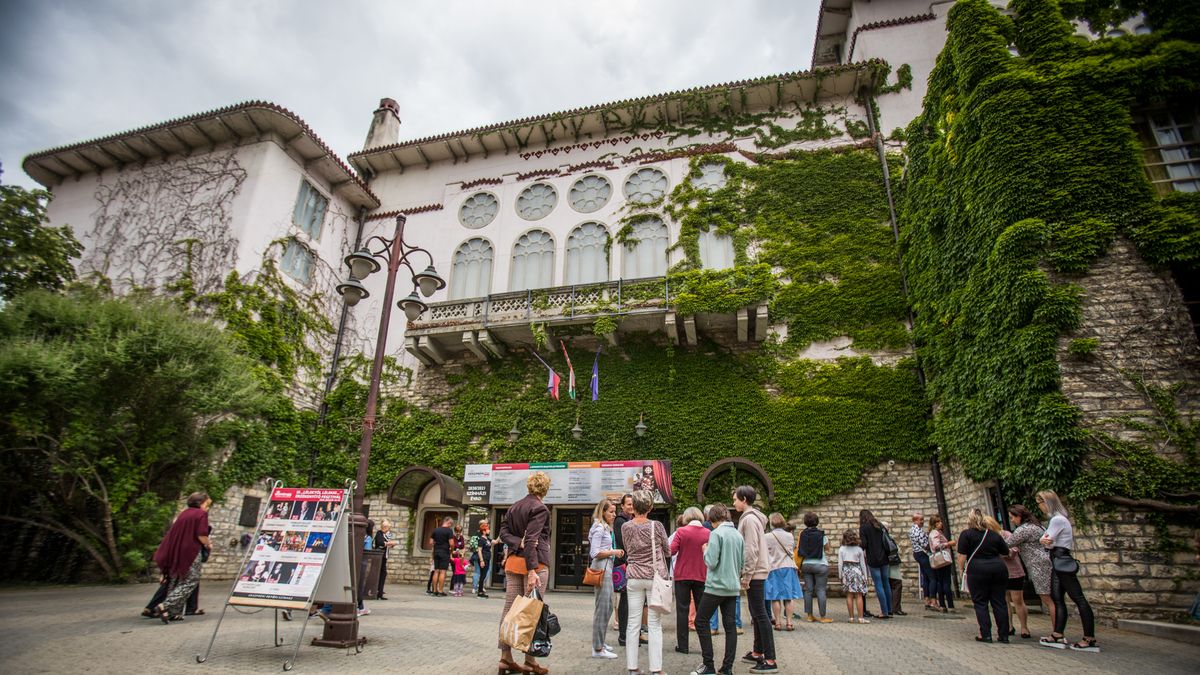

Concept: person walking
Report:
left=858, top=510, right=893, bottom=619
left=733, top=486, right=777, bottom=673
left=796, top=512, right=833, bottom=623
left=470, top=520, right=496, bottom=598
left=956, top=508, right=1011, bottom=643
left=927, top=514, right=956, bottom=612
left=1006, top=505, right=1054, bottom=628
left=838, top=528, right=870, bottom=624
left=908, top=512, right=937, bottom=611
left=997, top=519, right=1031, bottom=639
left=764, top=513, right=801, bottom=632
left=373, top=519, right=397, bottom=600
left=497, top=472, right=553, bottom=675
left=588, top=497, right=622, bottom=660
left=1036, top=490, right=1099, bottom=653
left=622, top=490, right=670, bottom=675
left=691, top=503, right=743, bottom=675
left=671, top=506, right=709, bottom=655
left=150, top=492, right=212, bottom=623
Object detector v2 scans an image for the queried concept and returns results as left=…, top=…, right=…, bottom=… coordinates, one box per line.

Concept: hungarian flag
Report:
left=529, top=349, right=561, bottom=400
left=560, top=340, right=576, bottom=400
left=590, top=349, right=600, bottom=401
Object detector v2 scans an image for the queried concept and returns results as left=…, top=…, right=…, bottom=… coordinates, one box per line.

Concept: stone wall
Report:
left=1054, top=237, right=1200, bottom=624
left=792, top=459, right=989, bottom=599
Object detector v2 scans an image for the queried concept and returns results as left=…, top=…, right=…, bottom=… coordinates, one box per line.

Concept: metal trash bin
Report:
left=360, top=549, right=384, bottom=600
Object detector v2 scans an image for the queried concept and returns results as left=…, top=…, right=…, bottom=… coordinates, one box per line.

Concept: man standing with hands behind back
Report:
left=614, top=493, right=646, bottom=647
left=733, top=486, right=778, bottom=673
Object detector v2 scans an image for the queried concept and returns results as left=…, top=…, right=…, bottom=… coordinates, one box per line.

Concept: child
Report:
left=450, top=550, right=468, bottom=597
left=838, top=528, right=870, bottom=624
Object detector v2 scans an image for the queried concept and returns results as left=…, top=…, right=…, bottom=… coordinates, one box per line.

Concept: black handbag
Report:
left=1050, top=547, right=1079, bottom=574
left=528, top=592, right=560, bottom=658
left=883, top=528, right=902, bottom=566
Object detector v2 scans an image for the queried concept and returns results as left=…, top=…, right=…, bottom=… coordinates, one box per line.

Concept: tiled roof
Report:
left=22, top=101, right=379, bottom=208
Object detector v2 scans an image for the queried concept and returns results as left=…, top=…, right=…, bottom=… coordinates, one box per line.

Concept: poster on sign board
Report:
left=463, top=460, right=673, bottom=506
left=229, top=487, right=347, bottom=609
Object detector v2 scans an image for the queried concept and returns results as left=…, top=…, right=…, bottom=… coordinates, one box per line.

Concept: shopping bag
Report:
left=648, top=527, right=674, bottom=614
left=499, top=590, right=544, bottom=653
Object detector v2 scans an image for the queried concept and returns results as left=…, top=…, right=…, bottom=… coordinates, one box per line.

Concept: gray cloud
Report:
left=0, top=0, right=819, bottom=188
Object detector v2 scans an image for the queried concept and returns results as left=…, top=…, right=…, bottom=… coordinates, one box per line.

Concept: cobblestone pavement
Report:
left=0, top=583, right=1196, bottom=674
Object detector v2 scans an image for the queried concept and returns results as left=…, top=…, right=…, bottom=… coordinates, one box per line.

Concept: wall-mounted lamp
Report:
left=635, top=412, right=647, bottom=437
left=571, top=411, right=583, bottom=441
left=508, top=421, right=521, bottom=444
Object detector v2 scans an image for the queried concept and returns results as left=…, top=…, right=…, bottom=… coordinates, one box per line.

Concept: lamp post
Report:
left=314, top=214, right=443, bottom=649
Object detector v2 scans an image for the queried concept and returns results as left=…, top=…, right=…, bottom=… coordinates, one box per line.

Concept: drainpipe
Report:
left=862, top=88, right=953, bottom=538
left=308, top=205, right=369, bottom=485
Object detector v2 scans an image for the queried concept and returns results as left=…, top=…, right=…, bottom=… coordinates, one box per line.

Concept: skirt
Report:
left=840, top=564, right=869, bottom=595
left=764, top=567, right=803, bottom=601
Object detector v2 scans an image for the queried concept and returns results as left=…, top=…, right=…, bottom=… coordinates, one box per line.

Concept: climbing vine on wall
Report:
left=899, top=0, right=1200, bottom=507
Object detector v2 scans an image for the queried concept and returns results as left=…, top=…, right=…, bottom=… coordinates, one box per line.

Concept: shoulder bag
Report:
left=882, top=527, right=902, bottom=566
left=582, top=525, right=607, bottom=586
left=648, top=522, right=674, bottom=614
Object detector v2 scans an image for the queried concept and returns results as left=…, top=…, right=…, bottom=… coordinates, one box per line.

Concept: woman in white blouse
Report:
left=588, top=498, right=623, bottom=660
left=1036, top=490, right=1098, bottom=652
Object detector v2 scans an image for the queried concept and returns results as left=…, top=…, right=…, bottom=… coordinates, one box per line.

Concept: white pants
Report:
left=625, top=577, right=663, bottom=672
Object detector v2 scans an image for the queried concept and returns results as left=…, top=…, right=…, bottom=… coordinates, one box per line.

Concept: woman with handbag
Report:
left=621, top=490, right=670, bottom=675
left=587, top=498, right=623, bottom=660
left=956, top=508, right=1011, bottom=643
left=1006, top=505, right=1054, bottom=627
left=497, top=472, right=553, bottom=675
left=1036, top=490, right=1099, bottom=652
left=927, top=514, right=956, bottom=612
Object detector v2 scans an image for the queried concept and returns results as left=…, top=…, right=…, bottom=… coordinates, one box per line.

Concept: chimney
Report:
left=363, top=98, right=401, bottom=150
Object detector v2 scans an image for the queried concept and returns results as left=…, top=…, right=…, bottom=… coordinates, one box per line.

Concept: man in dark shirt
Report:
left=613, top=493, right=647, bottom=647
left=430, top=517, right=454, bottom=597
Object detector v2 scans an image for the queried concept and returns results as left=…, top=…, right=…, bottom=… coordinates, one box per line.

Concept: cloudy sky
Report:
left=0, top=0, right=821, bottom=189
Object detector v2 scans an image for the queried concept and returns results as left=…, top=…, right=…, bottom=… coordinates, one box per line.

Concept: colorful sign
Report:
left=464, top=460, right=673, bottom=505
left=230, top=487, right=347, bottom=609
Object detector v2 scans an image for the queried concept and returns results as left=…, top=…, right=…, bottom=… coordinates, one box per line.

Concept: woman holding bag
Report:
left=622, top=490, right=670, bottom=675
left=1036, top=490, right=1099, bottom=652
left=927, top=515, right=956, bottom=612
left=588, top=498, right=622, bottom=660
left=498, top=472, right=553, bottom=675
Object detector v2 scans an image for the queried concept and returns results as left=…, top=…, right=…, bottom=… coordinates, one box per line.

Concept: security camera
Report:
left=887, top=459, right=895, bottom=467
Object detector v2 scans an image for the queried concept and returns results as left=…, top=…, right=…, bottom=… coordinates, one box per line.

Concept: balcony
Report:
left=404, top=276, right=768, bottom=365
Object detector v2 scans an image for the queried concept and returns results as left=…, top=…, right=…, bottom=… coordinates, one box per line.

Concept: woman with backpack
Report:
left=795, top=512, right=833, bottom=623
left=857, top=509, right=893, bottom=619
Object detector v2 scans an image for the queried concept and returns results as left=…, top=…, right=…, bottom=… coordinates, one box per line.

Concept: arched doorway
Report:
left=696, top=457, right=776, bottom=510
left=386, top=466, right=465, bottom=554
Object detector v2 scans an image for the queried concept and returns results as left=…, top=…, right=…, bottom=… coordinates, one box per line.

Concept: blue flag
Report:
left=590, top=349, right=600, bottom=401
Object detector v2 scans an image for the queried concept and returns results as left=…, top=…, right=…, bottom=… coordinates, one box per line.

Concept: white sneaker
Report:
left=592, top=649, right=618, bottom=659
left=357, top=608, right=371, bottom=616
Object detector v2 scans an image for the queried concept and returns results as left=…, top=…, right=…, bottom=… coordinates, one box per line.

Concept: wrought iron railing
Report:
left=412, top=276, right=671, bottom=328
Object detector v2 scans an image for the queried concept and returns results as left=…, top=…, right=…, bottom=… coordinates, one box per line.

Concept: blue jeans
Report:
left=711, top=594, right=742, bottom=629
left=472, top=559, right=489, bottom=592
left=869, top=565, right=892, bottom=616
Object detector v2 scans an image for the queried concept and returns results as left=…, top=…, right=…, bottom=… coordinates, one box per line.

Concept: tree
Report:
left=0, top=170, right=84, bottom=300
left=0, top=288, right=270, bottom=579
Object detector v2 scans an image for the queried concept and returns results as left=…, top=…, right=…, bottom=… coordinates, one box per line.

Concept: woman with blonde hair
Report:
left=1036, top=490, right=1098, bottom=652
left=956, top=508, right=1011, bottom=642
left=498, top=472, right=553, bottom=674
left=588, top=497, right=623, bottom=660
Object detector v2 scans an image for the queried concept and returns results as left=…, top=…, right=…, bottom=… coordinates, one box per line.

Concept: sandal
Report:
left=498, top=658, right=531, bottom=674
left=1070, top=638, right=1100, bottom=653
left=185, top=608, right=205, bottom=616
left=523, top=661, right=549, bottom=675
left=153, top=604, right=170, bottom=625
left=1020, top=632, right=1031, bottom=639
left=773, top=623, right=782, bottom=631
left=785, top=622, right=795, bottom=631
left=140, top=608, right=155, bottom=618
left=1039, top=634, right=1068, bottom=649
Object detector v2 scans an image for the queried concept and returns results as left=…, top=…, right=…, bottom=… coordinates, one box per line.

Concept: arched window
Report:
left=622, top=217, right=669, bottom=278
left=510, top=229, right=555, bottom=291
left=698, top=228, right=734, bottom=270
left=565, top=222, right=609, bottom=285
left=449, top=238, right=493, bottom=299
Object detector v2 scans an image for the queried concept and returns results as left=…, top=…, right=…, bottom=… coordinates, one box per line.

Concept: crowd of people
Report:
left=142, top=476, right=1104, bottom=672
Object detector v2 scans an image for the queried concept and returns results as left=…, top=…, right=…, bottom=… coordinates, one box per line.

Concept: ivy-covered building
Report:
left=20, top=0, right=1199, bottom=622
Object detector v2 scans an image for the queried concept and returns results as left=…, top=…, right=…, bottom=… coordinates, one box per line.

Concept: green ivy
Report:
left=899, top=0, right=1200, bottom=505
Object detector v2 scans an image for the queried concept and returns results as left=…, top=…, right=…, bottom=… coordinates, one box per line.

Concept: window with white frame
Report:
left=292, top=180, right=329, bottom=239
left=450, top=238, right=494, bottom=299
left=565, top=222, right=609, bottom=285
left=1139, top=107, right=1200, bottom=193
left=622, top=217, right=669, bottom=278
left=510, top=229, right=555, bottom=291
left=281, top=238, right=315, bottom=284
left=698, top=228, right=735, bottom=270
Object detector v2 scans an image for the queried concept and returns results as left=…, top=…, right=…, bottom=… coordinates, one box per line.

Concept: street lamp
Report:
left=317, top=214, right=443, bottom=649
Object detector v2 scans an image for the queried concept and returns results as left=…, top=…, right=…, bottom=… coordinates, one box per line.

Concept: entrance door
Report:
left=554, top=509, right=592, bottom=588
left=490, top=508, right=507, bottom=590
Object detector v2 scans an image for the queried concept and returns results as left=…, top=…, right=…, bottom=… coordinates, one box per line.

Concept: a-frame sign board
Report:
left=197, top=483, right=357, bottom=670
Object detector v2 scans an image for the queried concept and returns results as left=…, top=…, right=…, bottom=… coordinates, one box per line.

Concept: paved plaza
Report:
left=0, top=582, right=1195, bottom=674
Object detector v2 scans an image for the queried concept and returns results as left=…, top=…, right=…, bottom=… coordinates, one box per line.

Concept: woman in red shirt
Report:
left=670, top=506, right=709, bottom=655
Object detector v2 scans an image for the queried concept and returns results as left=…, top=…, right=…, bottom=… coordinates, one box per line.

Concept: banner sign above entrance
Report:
left=464, top=460, right=674, bottom=506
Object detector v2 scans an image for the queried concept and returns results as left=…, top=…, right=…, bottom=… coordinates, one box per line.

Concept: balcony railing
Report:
left=411, top=276, right=671, bottom=329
